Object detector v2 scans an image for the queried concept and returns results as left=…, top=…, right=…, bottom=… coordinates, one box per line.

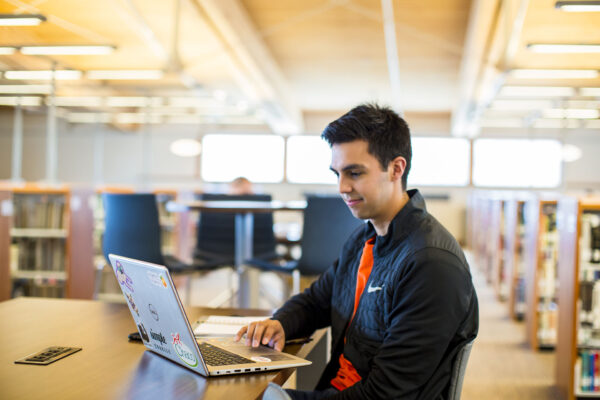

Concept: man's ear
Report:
left=389, top=156, right=407, bottom=182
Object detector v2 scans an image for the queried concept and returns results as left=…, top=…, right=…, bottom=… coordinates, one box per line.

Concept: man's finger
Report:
left=262, top=325, right=276, bottom=345
left=252, top=323, right=267, bottom=347
left=245, top=323, right=257, bottom=347
left=234, top=325, right=248, bottom=342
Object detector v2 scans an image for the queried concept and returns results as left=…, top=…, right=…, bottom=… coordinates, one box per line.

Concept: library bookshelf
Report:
left=557, top=196, right=600, bottom=400
left=524, top=196, right=559, bottom=350
left=0, top=183, right=94, bottom=301
left=503, top=197, right=528, bottom=320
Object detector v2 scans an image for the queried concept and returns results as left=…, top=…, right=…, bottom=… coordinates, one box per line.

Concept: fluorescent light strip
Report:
left=4, top=70, right=82, bottom=80
left=581, top=87, right=600, bottom=96
left=510, top=69, right=599, bottom=79
left=0, top=14, right=46, bottom=26
left=20, top=45, right=114, bottom=55
left=543, top=108, right=599, bottom=119
left=0, top=85, right=51, bottom=94
left=555, top=1, right=600, bottom=12
left=86, top=70, right=163, bottom=80
left=0, top=96, right=42, bottom=106
left=499, top=86, right=576, bottom=97
left=528, top=43, right=600, bottom=53
left=489, top=99, right=556, bottom=110
left=0, top=47, right=16, bottom=55
left=54, top=97, right=103, bottom=107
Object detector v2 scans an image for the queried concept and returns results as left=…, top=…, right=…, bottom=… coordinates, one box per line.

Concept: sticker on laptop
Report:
left=126, top=293, right=140, bottom=316
left=172, top=333, right=198, bottom=367
left=147, top=271, right=168, bottom=288
left=138, top=323, right=150, bottom=342
left=251, top=356, right=272, bottom=363
left=115, top=260, right=134, bottom=292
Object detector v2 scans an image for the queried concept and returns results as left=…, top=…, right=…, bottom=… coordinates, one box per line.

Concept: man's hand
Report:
left=234, top=318, right=286, bottom=352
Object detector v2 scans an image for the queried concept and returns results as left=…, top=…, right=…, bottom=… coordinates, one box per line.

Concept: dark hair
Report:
left=321, top=103, right=411, bottom=189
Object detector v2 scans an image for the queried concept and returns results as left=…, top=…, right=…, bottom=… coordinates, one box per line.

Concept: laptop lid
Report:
left=108, top=254, right=209, bottom=376
left=108, top=254, right=311, bottom=376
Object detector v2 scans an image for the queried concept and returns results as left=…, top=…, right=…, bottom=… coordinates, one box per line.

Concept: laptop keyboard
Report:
left=198, top=342, right=255, bottom=366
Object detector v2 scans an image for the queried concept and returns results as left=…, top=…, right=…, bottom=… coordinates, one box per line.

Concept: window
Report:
left=201, top=134, right=284, bottom=183
left=472, top=139, right=562, bottom=188
left=286, top=136, right=336, bottom=184
left=408, top=137, right=470, bottom=187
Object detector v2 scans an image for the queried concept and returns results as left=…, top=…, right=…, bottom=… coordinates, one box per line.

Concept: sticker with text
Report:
left=126, top=293, right=140, bottom=316
left=147, top=271, right=168, bottom=288
left=251, top=356, right=272, bottom=363
left=172, top=333, right=198, bottom=367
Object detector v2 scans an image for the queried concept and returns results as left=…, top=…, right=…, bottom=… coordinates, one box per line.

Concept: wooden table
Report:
left=0, top=297, right=325, bottom=400
left=168, top=200, right=306, bottom=308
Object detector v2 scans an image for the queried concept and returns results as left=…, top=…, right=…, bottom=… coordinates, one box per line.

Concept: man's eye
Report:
left=349, top=171, right=362, bottom=178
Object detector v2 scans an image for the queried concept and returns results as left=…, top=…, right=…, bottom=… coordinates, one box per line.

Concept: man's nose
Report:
left=338, top=175, right=351, bottom=194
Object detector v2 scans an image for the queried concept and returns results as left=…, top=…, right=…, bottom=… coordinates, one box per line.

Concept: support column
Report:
left=46, top=65, right=58, bottom=183
left=11, top=103, right=23, bottom=182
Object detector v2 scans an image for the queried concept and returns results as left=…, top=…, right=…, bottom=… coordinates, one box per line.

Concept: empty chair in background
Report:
left=246, top=195, right=364, bottom=295
left=101, top=193, right=225, bottom=301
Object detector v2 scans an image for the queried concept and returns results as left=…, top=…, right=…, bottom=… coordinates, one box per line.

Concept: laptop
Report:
left=108, top=254, right=311, bottom=376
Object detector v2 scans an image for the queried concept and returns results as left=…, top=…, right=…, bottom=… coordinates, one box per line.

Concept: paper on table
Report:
left=193, top=315, right=266, bottom=337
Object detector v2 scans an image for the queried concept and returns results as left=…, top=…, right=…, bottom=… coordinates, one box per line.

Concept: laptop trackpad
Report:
left=203, top=337, right=293, bottom=361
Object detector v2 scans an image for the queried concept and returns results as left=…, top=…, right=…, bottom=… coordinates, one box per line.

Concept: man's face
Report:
left=330, top=140, right=396, bottom=224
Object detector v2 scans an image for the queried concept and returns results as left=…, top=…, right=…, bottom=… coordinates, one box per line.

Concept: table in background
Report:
left=169, top=200, right=306, bottom=308
left=0, top=297, right=326, bottom=400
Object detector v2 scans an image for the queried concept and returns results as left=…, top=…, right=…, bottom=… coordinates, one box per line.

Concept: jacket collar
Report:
left=362, top=189, right=427, bottom=256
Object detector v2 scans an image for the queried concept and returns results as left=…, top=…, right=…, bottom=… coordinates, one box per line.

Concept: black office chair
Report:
left=102, top=193, right=225, bottom=300
left=447, top=340, right=474, bottom=400
left=193, top=193, right=279, bottom=266
left=247, top=195, right=364, bottom=294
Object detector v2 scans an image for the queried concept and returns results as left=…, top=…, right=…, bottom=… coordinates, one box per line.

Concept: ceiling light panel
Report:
left=555, top=1, right=600, bottom=12
left=20, top=45, right=114, bottom=55
left=53, top=97, right=103, bottom=107
left=86, top=70, right=163, bottom=80
left=0, top=96, right=42, bottom=106
left=4, top=70, right=82, bottom=80
left=0, top=14, right=46, bottom=26
left=106, top=97, right=162, bottom=107
left=542, top=108, right=600, bottom=119
left=527, top=44, right=600, bottom=53
left=581, top=87, right=600, bottom=96
left=499, top=86, right=576, bottom=97
left=0, top=84, right=51, bottom=94
left=0, top=47, right=17, bottom=55
left=510, top=69, right=599, bottom=79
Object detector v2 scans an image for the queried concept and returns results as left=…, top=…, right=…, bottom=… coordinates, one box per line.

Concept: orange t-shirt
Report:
left=330, top=236, right=376, bottom=391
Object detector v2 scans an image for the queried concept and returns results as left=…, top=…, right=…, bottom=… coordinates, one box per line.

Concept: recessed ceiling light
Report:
left=0, top=96, right=42, bottom=106
left=580, top=87, right=600, bottom=96
left=542, top=108, right=599, bottom=119
left=0, top=47, right=17, bottom=55
left=4, top=70, right=82, bottom=80
left=499, top=86, right=576, bottom=97
left=510, top=69, right=599, bottom=79
left=0, top=84, right=52, bottom=94
left=527, top=43, right=600, bottom=53
left=555, top=1, right=600, bottom=12
left=86, top=70, right=163, bottom=80
left=170, top=139, right=202, bottom=157
left=0, top=14, right=46, bottom=26
left=20, top=45, right=115, bottom=55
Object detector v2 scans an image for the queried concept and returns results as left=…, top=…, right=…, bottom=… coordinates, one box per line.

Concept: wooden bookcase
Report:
left=0, top=183, right=94, bottom=301
left=524, top=197, right=559, bottom=350
left=557, top=196, right=600, bottom=400
left=503, top=197, right=528, bottom=320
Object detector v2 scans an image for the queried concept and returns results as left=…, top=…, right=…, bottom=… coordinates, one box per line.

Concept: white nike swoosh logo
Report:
left=367, top=284, right=383, bottom=293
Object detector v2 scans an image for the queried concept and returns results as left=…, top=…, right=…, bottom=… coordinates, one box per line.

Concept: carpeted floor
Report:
left=462, top=260, right=562, bottom=400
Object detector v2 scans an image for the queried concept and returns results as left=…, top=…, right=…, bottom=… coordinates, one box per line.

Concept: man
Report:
left=235, top=104, right=478, bottom=399
left=228, top=176, right=254, bottom=195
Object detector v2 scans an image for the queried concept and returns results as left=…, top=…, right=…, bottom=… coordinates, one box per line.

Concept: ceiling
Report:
left=0, top=0, right=598, bottom=135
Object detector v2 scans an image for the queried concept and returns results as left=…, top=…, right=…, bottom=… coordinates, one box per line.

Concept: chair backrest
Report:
left=262, top=383, right=291, bottom=400
left=447, top=340, right=474, bottom=400
left=194, top=193, right=277, bottom=260
left=297, top=195, right=364, bottom=276
left=102, top=193, right=164, bottom=266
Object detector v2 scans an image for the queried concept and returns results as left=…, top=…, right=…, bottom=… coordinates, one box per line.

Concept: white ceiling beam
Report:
left=451, top=0, right=530, bottom=137
left=191, top=0, right=303, bottom=134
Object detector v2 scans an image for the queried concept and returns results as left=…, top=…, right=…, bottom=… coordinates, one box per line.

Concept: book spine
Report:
left=583, top=350, right=590, bottom=392
left=594, top=350, right=600, bottom=392
left=591, top=351, right=596, bottom=392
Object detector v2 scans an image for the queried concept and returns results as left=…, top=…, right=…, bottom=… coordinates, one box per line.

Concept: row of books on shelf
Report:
left=576, top=349, right=600, bottom=394
left=11, top=280, right=65, bottom=298
left=12, top=195, right=66, bottom=229
left=10, top=240, right=66, bottom=272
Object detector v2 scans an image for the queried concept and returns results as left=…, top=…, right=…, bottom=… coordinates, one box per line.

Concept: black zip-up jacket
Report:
left=273, top=189, right=479, bottom=399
